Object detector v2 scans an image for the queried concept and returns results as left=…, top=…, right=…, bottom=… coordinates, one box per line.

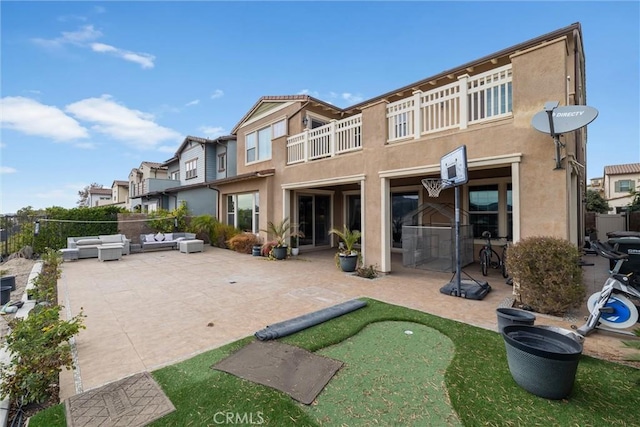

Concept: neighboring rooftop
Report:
left=604, top=163, right=640, bottom=175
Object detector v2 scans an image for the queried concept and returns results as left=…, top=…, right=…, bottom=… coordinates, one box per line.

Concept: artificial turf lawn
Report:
left=29, top=298, right=640, bottom=426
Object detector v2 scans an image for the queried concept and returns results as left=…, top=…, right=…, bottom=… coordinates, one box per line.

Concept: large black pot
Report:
left=338, top=253, right=358, bottom=272
left=272, top=246, right=287, bottom=260
left=502, top=325, right=582, bottom=399
left=496, top=307, right=536, bottom=333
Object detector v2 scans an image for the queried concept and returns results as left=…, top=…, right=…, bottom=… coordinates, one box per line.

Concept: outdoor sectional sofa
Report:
left=66, top=234, right=131, bottom=259
left=139, top=232, right=197, bottom=251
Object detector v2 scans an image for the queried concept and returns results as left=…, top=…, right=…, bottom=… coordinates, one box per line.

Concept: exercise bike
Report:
left=576, top=240, right=640, bottom=337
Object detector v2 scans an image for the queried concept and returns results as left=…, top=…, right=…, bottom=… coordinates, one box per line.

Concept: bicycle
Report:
left=575, top=240, right=640, bottom=336
left=478, top=231, right=509, bottom=278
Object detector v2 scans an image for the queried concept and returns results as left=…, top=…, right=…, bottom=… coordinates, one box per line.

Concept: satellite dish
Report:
left=531, top=105, right=598, bottom=134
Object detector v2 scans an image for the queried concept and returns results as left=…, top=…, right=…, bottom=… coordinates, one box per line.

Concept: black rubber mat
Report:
left=212, top=340, right=343, bottom=405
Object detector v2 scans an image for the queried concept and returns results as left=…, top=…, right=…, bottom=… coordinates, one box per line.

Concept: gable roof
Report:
left=604, top=163, right=640, bottom=176
left=231, top=95, right=342, bottom=135
left=163, top=135, right=236, bottom=166
left=88, top=187, right=112, bottom=195
left=230, top=23, right=582, bottom=135
left=141, top=161, right=166, bottom=170
left=112, top=180, right=128, bottom=188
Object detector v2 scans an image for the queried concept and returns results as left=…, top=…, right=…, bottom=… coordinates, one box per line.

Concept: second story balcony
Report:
left=286, top=64, right=513, bottom=165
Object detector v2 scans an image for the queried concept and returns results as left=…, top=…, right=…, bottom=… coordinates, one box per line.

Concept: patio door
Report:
left=298, top=194, right=330, bottom=247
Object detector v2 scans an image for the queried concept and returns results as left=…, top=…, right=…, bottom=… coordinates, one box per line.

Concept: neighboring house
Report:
left=128, top=161, right=170, bottom=212
left=157, top=135, right=237, bottom=216
left=213, top=22, right=589, bottom=273
left=107, top=180, right=130, bottom=210
left=87, top=187, right=112, bottom=207
left=587, top=177, right=604, bottom=197
left=603, top=163, right=640, bottom=213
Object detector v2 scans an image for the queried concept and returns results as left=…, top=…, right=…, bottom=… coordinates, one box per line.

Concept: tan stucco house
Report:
left=603, top=163, right=640, bottom=213
left=214, top=22, right=589, bottom=273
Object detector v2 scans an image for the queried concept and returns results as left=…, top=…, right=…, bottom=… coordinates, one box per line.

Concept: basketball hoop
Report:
left=421, top=178, right=447, bottom=198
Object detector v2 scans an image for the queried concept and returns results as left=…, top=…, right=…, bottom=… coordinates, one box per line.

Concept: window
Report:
left=227, top=192, right=259, bottom=233
left=218, top=153, right=226, bottom=172
left=615, top=179, right=635, bottom=193
left=170, top=170, right=179, bottom=180
left=469, top=185, right=499, bottom=238
left=391, top=191, right=419, bottom=248
left=272, top=119, right=286, bottom=139
left=185, top=159, right=197, bottom=179
left=245, top=126, right=272, bottom=163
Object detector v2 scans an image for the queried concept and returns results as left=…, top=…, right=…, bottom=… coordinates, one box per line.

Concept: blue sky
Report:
left=1, top=1, right=638, bottom=214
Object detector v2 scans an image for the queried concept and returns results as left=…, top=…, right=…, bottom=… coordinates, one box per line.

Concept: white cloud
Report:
left=210, top=89, right=224, bottom=99
left=0, top=96, right=89, bottom=141
left=32, top=25, right=102, bottom=49
left=199, top=126, right=225, bottom=138
left=73, top=142, right=98, bottom=149
left=57, top=14, right=88, bottom=23
left=185, top=99, right=200, bottom=107
left=342, top=93, right=364, bottom=104
left=33, top=25, right=154, bottom=69
left=90, top=43, right=155, bottom=69
left=65, top=95, right=183, bottom=149
left=0, top=166, right=17, bottom=174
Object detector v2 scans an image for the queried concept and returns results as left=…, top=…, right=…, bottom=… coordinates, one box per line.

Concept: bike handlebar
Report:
left=591, top=240, right=628, bottom=261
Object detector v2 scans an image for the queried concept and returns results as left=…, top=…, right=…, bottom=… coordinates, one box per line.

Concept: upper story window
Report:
left=615, top=179, right=635, bottom=193
left=218, top=153, right=226, bottom=172
left=272, top=119, right=286, bottom=139
left=185, top=159, right=197, bottom=179
left=170, top=170, right=179, bottom=180
left=246, top=126, right=272, bottom=163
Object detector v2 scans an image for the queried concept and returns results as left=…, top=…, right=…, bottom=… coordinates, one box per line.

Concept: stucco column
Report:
left=380, top=177, right=391, bottom=272
left=511, top=161, right=521, bottom=243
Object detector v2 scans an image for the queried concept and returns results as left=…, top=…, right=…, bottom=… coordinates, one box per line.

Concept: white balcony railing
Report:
left=285, top=65, right=513, bottom=163
left=287, top=114, right=362, bottom=164
left=387, top=64, right=513, bottom=142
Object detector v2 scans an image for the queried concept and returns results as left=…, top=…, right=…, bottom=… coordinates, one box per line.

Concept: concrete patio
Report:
left=57, top=246, right=633, bottom=401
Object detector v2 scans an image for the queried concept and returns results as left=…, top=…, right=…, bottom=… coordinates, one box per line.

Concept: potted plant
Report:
left=290, top=228, right=304, bottom=256
left=261, top=217, right=290, bottom=260
left=329, top=225, right=361, bottom=272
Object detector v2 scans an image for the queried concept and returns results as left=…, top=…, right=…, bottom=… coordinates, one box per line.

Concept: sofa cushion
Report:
left=145, top=234, right=155, bottom=243
left=154, top=232, right=165, bottom=242
left=76, top=239, right=102, bottom=246
left=164, top=233, right=174, bottom=241
left=100, top=234, right=123, bottom=244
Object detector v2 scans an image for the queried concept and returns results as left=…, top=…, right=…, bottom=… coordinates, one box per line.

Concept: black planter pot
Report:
left=502, top=325, right=583, bottom=399
left=272, top=246, right=287, bottom=260
left=339, top=253, right=358, bottom=272
left=496, top=307, right=536, bottom=333
left=252, top=246, right=262, bottom=256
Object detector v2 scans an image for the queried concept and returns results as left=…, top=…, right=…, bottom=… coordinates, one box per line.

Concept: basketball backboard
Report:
left=440, top=145, right=468, bottom=188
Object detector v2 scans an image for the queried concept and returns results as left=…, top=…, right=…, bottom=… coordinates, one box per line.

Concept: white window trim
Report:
left=185, top=158, right=198, bottom=179
left=244, top=125, right=273, bottom=165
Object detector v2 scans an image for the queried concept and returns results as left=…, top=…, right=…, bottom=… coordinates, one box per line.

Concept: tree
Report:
left=77, top=183, right=104, bottom=207
left=629, top=191, right=640, bottom=212
left=585, top=189, right=609, bottom=213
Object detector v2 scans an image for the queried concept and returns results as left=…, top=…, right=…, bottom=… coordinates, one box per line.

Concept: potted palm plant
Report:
left=261, top=217, right=290, bottom=260
left=329, top=225, right=361, bottom=272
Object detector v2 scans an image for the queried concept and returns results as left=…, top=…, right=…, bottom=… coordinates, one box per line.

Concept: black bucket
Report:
left=496, top=307, right=536, bottom=333
left=1, top=285, right=12, bottom=305
left=252, top=246, right=262, bottom=256
left=0, top=275, right=16, bottom=291
left=502, top=325, right=582, bottom=399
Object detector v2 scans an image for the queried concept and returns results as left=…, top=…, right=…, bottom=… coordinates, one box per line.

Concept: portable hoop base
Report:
left=440, top=279, right=491, bottom=300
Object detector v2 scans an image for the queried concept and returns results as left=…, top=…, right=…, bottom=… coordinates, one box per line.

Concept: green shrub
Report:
left=506, top=236, right=585, bottom=316
left=213, top=223, right=241, bottom=248
left=227, top=233, right=262, bottom=254
left=0, top=250, right=85, bottom=405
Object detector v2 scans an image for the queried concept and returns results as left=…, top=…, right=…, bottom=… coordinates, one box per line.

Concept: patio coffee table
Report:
left=179, top=239, right=204, bottom=254
left=98, top=244, right=123, bottom=261
left=60, top=248, right=79, bottom=262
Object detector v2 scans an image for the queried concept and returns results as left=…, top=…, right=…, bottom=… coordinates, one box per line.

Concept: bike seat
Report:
left=591, top=241, right=628, bottom=261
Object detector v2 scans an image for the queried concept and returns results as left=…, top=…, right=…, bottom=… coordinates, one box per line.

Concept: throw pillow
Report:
left=164, top=233, right=173, bottom=241
left=155, top=232, right=165, bottom=242
left=145, top=234, right=155, bottom=243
